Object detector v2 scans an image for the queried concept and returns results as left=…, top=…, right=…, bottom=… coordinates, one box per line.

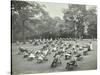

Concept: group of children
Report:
left=17, top=38, right=93, bottom=70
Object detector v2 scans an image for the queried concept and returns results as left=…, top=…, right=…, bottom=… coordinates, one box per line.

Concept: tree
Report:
left=85, top=7, right=97, bottom=39
left=11, top=0, right=32, bottom=42
left=63, top=4, right=87, bottom=39
left=11, top=1, right=47, bottom=42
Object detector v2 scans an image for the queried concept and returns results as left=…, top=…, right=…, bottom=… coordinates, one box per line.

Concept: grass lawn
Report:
left=11, top=40, right=97, bottom=74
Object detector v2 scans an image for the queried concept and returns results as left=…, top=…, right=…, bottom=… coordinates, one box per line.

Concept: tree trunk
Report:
left=22, top=20, right=25, bottom=44
left=74, top=23, right=77, bottom=40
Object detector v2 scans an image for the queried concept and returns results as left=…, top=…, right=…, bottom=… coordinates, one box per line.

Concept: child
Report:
left=90, top=42, right=93, bottom=51
left=88, top=42, right=93, bottom=51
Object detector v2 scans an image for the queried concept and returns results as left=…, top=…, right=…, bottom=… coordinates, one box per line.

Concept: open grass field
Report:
left=11, top=40, right=97, bottom=75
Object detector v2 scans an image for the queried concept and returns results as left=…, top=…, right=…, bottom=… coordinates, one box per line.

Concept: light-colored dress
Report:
left=90, top=43, right=93, bottom=50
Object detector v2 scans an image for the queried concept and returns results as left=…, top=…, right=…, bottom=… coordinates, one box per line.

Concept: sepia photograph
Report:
left=11, top=0, right=97, bottom=74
